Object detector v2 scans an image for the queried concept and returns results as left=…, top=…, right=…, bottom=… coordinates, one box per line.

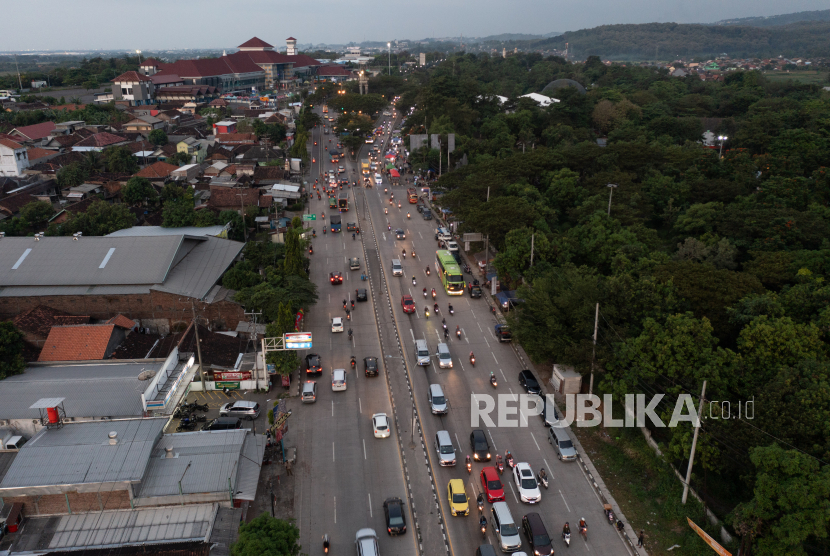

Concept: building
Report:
left=122, top=115, right=166, bottom=132
left=154, top=55, right=265, bottom=93
left=177, top=137, right=208, bottom=163
left=231, top=37, right=293, bottom=89
left=286, top=37, right=298, bottom=55
left=133, top=160, right=179, bottom=181
left=0, top=138, right=30, bottom=176
left=8, top=122, right=57, bottom=144
left=213, top=120, right=237, bottom=134
left=0, top=235, right=245, bottom=333
left=38, top=321, right=133, bottom=362
left=317, top=65, right=355, bottom=82
left=71, top=132, right=131, bottom=152
left=112, top=71, right=156, bottom=106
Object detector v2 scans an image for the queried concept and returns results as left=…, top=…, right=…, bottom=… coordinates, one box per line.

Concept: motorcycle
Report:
left=463, top=263, right=471, bottom=274
left=444, top=328, right=449, bottom=340
left=431, top=289, right=436, bottom=299
left=385, top=208, right=388, bottom=214
left=426, top=267, right=430, bottom=276
left=423, top=288, right=428, bottom=298
left=537, top=470, right=549, bottom=489
left=402, top=251, right=406, bottom=259
left=398, top=202, right=401, bottom=208
left=351, top=299, right=355, bottom=309
left=449, top=304, right=454, bottom=315
left=350, top=356, right=356, bottom=369
left=579, top=524, right=588, bottom=541
left=312, top=230, right=316, bottom=238
left=323, top=534, right=330, bottom=554
left=323, top=228, right=327, bottom=235
left=424, top=307, right=430, bottom=318
left=407, top=212, right=411, bottom=219
left=477, top=494, right=484, bottom=514
left=480, top=516, right=487, bottom=539
left=466, top=455, right=472, bottom=474
left=346, top=310, right=351, bottom=321
left=505, top=451, right=515, bottom=469
left=470, top=352, right=476, bottom=366
left=563, top=531, right=571, bottom=547
left=176, top=420, right=196, bottom=432
left=411, top=250, right=415, bottom=258
left=496, top=455, right=504, bottom=475
left=490, top=372, right=497, bottom=388
left=604, top=504, right=615, bottom=524
left=348, top=328, right=353, bottom=340
left=456, top=326, right=461, bottom=339
left=412, top=277, right=417, bottom=286
left=189, top=401, right=209, bottom=412
left=433, top=303, right=439, bottom=314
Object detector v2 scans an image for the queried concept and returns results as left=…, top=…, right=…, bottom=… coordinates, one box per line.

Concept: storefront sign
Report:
left=214, top=371, right=252, bottom=381
left=215, top=381, right=240, bottom=390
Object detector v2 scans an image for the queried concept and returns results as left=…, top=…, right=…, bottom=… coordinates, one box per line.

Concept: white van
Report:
left=436, top=342, right=452, bottom=368
left=490, top=501, right=522, bottom=552
left=391, top=259, right=403, bottom=277
left=428, top=384, right=448, bottom=414
left=415, top=339, right=431, bottom=366
left=434, top=430, right=456, bottom=466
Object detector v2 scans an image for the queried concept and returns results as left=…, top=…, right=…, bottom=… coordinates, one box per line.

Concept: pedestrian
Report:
left=285, top=459, right=293, bottom=476
left=637, top=530, right=644, bottom=547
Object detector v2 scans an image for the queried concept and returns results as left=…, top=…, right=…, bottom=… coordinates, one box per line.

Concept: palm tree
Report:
left=80, top=151, right=103, bottom=175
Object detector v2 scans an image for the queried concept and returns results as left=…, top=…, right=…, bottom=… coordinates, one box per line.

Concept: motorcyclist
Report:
left=539, top=468, right=547, bottom=481
left=477, top=493, right=484, bottom=508
left=563, top=522, right=571, bottom=536
left=579, top=518, right=587, bottom=532
left=479, top=515, right=487, bottom=529
left=352, top=232, right=356, bottom=240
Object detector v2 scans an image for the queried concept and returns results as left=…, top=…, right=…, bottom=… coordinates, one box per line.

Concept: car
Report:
left=202, top=417, right=242, bottom=431
left=395, top=229, right=406, bottom=240
left=219, top=400, right=260, bottom=420
left=338, top=165, right=345, bottom=173
left=332, top=317, right=344, bottom=333
left=364, top=356, right=379, bottom=377
left=518, top=370, right=541, bottom=395
left=448, top=478, right=469, bottom=516
left=391, top=259, right=403, bottom=276
left=382, top=498, right=407, bottom=535
left=349, top=257, right=360, bottom=270
left=301, top=381, right=317, bottom=403
left=365, top=137, right=374, bottom=144
left=480, top=466, right=505, bottom=503
left=494, top=324, right=512, bottom=342
left=401, top=295, right=415, bottom=313
left=337, top=143, right=343, bottom=149
left=372, top=413, right=391, bottom=438
left=355, top=528, right=379, bottom=556
left=329, top=272, right=343, bottom=284
left=332, top=368, right=347, bottom=391
left=522, top=512, right=553, bottom=556
left=305, top=353, right=322, bottom=375
left=513, top=463, right=542, bottom=504
left=356, top=288, right=368, bottom=302
left=347, top=222, right=358, bottom=232
left=470, top=429, right=491, bottom=461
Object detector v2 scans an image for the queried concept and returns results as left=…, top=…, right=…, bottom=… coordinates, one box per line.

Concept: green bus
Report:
left=329, top=196, right=337, bottom=209
left=435, top=250, right=464, bottom=295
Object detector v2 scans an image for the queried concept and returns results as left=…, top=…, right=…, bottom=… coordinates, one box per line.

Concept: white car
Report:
left=374, top=172, right=382, bottom=182
left=332, top=368, right=347, bottom=391
left=372, top=413, right=390, bottom=438
left=513, top=462, right=541, bottom=504
left=331, top=317, right=344, bottom=333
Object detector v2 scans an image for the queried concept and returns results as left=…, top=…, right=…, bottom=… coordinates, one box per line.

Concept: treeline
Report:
left=0, top=55, right=140, bottom=91
left=394, top=52, right=830, bottom=554
left=531, top=21, right=830, bottom=60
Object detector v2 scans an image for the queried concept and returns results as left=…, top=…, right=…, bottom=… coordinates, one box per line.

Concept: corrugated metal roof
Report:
left=0, top=285, right=152, bottom=297
left=234, top=433, right=265, bottom=501
left=0, top=362, right=156, bottom=420
left=152, top=236, right=244, bottom=300
left=45, top=504, right=217, bottom=550
left=106, top=226, right=227, bottom=238
left=138, top=430, right=247, bottom=497
left=0, top=419, right=165, bottom=489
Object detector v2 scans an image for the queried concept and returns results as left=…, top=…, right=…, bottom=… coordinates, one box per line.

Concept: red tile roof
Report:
left=318, top=65, right=353, bottom=76
left=0, top=192, right=39, bottom=216
left=112, top=71, right=153, bottom=83
left=73, top=132, right=129, bottom=148
left=287, top=54, right=322, bottom=68
left=9, top=121, right=56, bottom=141
left=209, top=99, right=230, bottom=107
left=12, top=305, right=91, bottom=340
left=215, top=133, right=256, bottom=144
left=51, top=104, right=87, bottom=111
left=134, top=160, right=179, bottom=179
left=140, top=58, right=162, bottom=67
left=233, top=50, right=291, bottom=65
left=0, top=138, right=24, bottom=150
left=26, top=147, right=54, bottom=160
left=106, top=314, right=138, bottom=330
left=156, top=54, right=263, bottom=79
left=208, top=187, right=262, bottom=209
left=38, top=324, right=118, bottom=362
left=150, top=74, right=184, bottom=86
left=287, top=36, right=296, bottom=40
left=238, top=37, right=274, bottom=49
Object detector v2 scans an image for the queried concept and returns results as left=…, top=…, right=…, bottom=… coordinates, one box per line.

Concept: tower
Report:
left=286, top=37, right=297, bottom=56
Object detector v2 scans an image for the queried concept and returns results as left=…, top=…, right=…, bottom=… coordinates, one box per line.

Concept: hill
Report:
left=530, top=21, right=830, bottom=60
left=710, top=9, right=830, bottom=27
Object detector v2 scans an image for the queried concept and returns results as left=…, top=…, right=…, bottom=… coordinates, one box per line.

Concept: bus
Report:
left=435, top=250, right=465, bottom=295
left=407, top=188, right=418, bottom=204
left=330, top=215, right=341, bottom=233
left=329, top=196, right=338, bottom=209
left=338, top=192, right=349, bottom=211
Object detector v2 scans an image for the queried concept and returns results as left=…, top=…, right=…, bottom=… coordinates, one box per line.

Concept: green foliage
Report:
left=104, top=146, right=138, bottom=174
left=56, top=162, right=90, bottom=188
left=264, top=304, right=300, bottom=378
left=47, top=200, right=136, bottom=236
left=219, top=210, right=245, bottom=241
left=231, top=514, right=301, bottom=556
left=122, top=177, right=157, bottom=206
left=147, top=129, right=168, bottom=146
left=222, top=260, right=262, bottom=291
left=0, top=322, right=26, bottom=381
left=19, top=200, right=55, bottom=228
left=166, top=151, right=191, bottom=166
left=161, top=186, right=196, bottom=228
left=193, top=209, right=218, bottom=227
left=327, top=92, right=387, bottom=115
left=282, top=227, right=306, bottom=278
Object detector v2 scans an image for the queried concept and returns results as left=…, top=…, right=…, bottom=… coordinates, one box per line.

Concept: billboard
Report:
left=409, top=134, right=427, bottom=151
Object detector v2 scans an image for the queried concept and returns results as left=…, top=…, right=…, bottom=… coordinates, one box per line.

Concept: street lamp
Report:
left=136, top=50, right=142, bottom=65
left=606, top=183, right=618, bottom=217
left=717, top=135, right=728, bottom=158
left=387, top=42, right=391, bottom=75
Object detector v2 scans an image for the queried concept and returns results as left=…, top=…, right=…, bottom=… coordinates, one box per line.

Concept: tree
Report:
left=82, top=80, right=98, bottom=91
left=147, top=129, right=168, bottom=146
left=283, top=228, right=306, bottom=278
left=122, top=177, right=157, bottom=206
left=19, top=200, right=55, bottom=228
left=166, top=151, right=191, bottom=166
left=56, top=162, right=89, bottom=188
left=219, top=209, right=245, bottom=241
left=104, top=146, right=138, bottom=174
left=264, top=303, right=300, bottom=379
left=0, top=322, right=26, bottom=381
left=731, top=444, right=830, bottom=556
left=231, top=514, right=301, bottom=556
left=193, top=209, right=218, bottom=227
left=48, top=200, right=136, bottom=236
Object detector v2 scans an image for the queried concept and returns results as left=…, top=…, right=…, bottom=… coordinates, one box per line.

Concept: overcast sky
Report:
left=4, top=0, right=829, bottom=51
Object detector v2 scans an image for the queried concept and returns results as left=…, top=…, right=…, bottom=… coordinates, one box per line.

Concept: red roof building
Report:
left=112, top=72, right=156, bottom=107
left=238, top=37, right=274, bottom=50
left=215, top=133, right=257, bottom=145
left=72, top=132, right=130, bottom=151
left=134, top=160, right=179, bottom=180
left=38, top=323, right=130, bottom=362
left=9, top=121, right=57, bottom=142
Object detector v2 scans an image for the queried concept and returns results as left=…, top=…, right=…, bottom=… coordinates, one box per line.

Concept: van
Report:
left=202, top=417, right=242, bottom=431
left=434, top=430, right=456, bottom=466
left=435, top=227, right=451, bottom=242
left=490, top=501, right=522, bottom=552
left=349, top=257, right=361, bottom=270
left=428, top=384, right=447, bottom=414
left=436, top=343, right=452, bottom=369
left=415, top=339, right=431, bottom=366
left=4, top=436, right=26, bottom=450
left=391, top=259, right=403, bottom=277
left=301, top=381, right=318, bottom=403
left=422, top=209, right=432, bottom=220
left=548, top=426, right=577, bottom=461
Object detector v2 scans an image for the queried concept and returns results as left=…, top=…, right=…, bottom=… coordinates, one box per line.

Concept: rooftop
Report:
left=10, top=121, right=57, bottom=141
left=134, top=160, right=179, bottom=179
left=112, top=71, right=153, bottom=83
left=38, top=323, right=126, bottom=362
left=106, top=225, right=227, bottom=238
left=0, top=361, right=157, bottom=420
left=0, top=418, right=166, bottom=492
left=238, top=37, right=274, bottom=49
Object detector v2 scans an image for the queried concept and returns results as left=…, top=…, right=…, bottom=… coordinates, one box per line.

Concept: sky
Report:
left=3, top=0, right=829, bottom=51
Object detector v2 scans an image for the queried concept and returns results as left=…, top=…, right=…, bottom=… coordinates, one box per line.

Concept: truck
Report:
left=330, top=215, right=341, bottom=233
left=468, top=279, right=482, bottom=298
left=361, top=159, right=370, bottom=176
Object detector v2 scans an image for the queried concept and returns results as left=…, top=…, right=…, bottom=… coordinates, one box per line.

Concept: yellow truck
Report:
left=361, top=159, right=370, bottom=176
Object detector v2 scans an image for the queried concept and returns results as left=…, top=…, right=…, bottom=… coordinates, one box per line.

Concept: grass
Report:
left=763, top=70, right=830, bottom=85
left=573, top=423, right=739, bottom=556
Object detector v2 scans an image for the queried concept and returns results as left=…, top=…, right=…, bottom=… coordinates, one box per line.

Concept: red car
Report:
left=329, top=272, right=343, bottom=284
left=401, top=295, right=415, bottom=314
left=480, top=466, right=505, bottom=503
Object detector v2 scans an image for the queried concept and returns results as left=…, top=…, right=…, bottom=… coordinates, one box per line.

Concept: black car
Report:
left=364, top=356, right=379, bottom=377
left=470, top=429, right=491, bottom=461
left=395, top=229, right=406, bottom=240
left=347, top=222, right=357, bottom=232
left=522, top=512, right=553, bottom=555
left=356, top=288, right=368, bottom=302
left=518, top=370, right=541, bottom=395
left=305, top=354, right=322, bottom=375
left=329, top=272, right=343, bottom=284
left=383, top=497, right=407, bottom=535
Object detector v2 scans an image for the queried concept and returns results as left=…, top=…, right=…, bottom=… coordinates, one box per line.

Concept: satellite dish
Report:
left=138, top=370, right=157, bottom=381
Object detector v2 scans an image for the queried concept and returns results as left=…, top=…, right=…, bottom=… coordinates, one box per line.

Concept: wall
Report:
left=0, top=489, right=131, bottom=517
left=0, top=290, right=245, bottom=334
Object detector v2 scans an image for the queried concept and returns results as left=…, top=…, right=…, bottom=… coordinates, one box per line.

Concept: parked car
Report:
left=518, top=369, right=541, bottom=395
left=494, top=324, right=512, bottom=342
left=219, top=400, right=260, bottom=420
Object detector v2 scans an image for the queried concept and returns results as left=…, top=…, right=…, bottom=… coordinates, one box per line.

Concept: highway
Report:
left=293, top=103, right=634, bottom=556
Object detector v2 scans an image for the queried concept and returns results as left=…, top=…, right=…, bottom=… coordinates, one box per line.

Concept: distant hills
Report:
left=709, top=9, right=830, bottom=27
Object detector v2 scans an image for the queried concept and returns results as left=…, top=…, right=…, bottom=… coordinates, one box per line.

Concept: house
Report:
left=154, top=85, right=219, bottom=103
left=213, top=120, right=237, bottom=134
left=209, top=98, right=230, bottom=109
left=11, top=304, right=91, bottom=349
left=177, top=137, right=208, bottom=163
left=215, top=133, right=256, bottom=145
left=253, top=165, right=287, bottom=184
left=0, top=138, right=30, bottom=176
left=61, top=182, right=104, bottom=200
left=122, top=115, right=166, bottom=132
left=38, top=321, right=134, bottom=362
left=208, top=187, right=262, bottom=212
left=71, top=131, right=130, bottom=152
left=0, top=191, right=37, bottom=217
left=0, top=235, right=246, bottom=333
left=47, top=196, right=97, bottom=225
left=139, top=57, right=162, bottom=76
left=8, top=121, right=57, bottom=144
left=134, top=160, right=179, bottom=180
left=149, top=73, right=185, bottom=88
left=111, top=71, right=156, bottom=106
left=170, top=163, right=202, bottom=181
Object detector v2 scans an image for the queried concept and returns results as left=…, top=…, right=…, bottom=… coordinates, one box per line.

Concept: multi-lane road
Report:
left=292, top=105, right=634, bottom=556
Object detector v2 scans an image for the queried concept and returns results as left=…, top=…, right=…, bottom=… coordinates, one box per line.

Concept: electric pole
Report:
left=589, top=303, right=599, bottom=396
left=236, top=192, right=248, bottom=243
left=682, top=380, right=707, bottom=504
left=190, top=301, right=205, bottom=391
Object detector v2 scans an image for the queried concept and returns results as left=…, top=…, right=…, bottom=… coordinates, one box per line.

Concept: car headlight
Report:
left=474, top=454, right=479, bottom=460
left=487, top=453, right=491, bottom=459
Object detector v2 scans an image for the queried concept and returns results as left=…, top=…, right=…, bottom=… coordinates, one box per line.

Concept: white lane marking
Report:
left=359, top=398, right=362, bottom=413
left=455, top=433, right=463, bottom=454
left=363, top=438, right=367, bottom=460
left=508, top=482, right=519, bottom=503
left=543, top=457, right=554, bottom=480
left=484, top=337, right=490, bottom=349
left=368, top=493, right=373, bottom=517
left=487, top=429, right=498, bottom=452
left=499, top=368, right=507, bottom=382
left=332, top=400, right=334, bottom=417
left=419, top=231, right=423, bottom=239
left=530, top=431, right=541, bottom=451
left=459, top=360, right=465, bottom=372
left=332, top=442, right=335, bottom=462
left=410, top=329, right=416, bottom=343
left=492, top=353, right=498, bottom=364
left=334, top=496, right=336, bottom=523
left=559, top=489, right=571, bottom=512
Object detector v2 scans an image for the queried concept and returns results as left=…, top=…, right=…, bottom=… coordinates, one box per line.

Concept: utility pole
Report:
left=245, top=311, right=263, bottom=387
left=606, top=183, right=618, bottom=217
left=484, top=187, right=492, bottom=294
left=530, top=232, right=535, bottom=267
left=14, top=55, right=22, bottom=91
left=236, top=192, right=248, bottom=242
left=682, top=380, right=707, bottom=504
left=589, top=303, right=599, bottom=396
left=190, top=301, right=206, bottom=391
